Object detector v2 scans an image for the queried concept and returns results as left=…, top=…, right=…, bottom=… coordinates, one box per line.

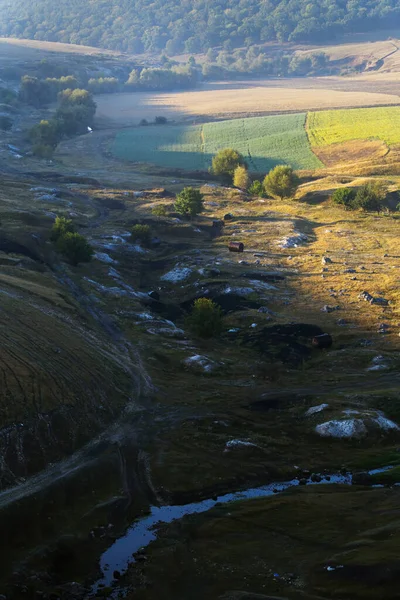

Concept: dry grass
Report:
left=0, top=37, right=120, bottom=58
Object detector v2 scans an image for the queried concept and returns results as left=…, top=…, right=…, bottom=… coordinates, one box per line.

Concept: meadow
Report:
left=113, top=113, right=323, bottom=172
left=307, top=106, right=400, bottom=148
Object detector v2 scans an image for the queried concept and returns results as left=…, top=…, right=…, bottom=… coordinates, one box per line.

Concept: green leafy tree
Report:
left=131, top=224, right=151, bottom=245
left=331, top=187, right=356, bottom=209
left=211, top=148, right=246, bottom=182
left=51, top=216, right=75, bottom=241
left=56, top=88, right=96, bottom=135
left=19, top=76, right=49, bottom=107
left=233, top=165, right=250, bottom=191
left=29, top=119, right=61, bottom=148
left=175, top=187, right=204, bottom=217
left=56, top=232, right=93, bottom=266
left=186, top=298, right=223, bottom=338
left=263, top=165, right=299, bottom=200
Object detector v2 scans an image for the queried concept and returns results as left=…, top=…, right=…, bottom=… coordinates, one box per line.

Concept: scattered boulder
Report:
left=224, top=439, right=258, bottom=452
left=94, top=252, right=115, bottom=264
left=148, top=290, right=160, bottom=301
left=183, top=355, right=219, bottom=374
left=371, top=297, right=389, bottom=306
left=224, top=213, right=233, bottom=221
left=322, top=256, right=333, bottom=265
left=279, top=233, right=308, bottom=249
left=161, top=266, right=193, bottom=283
left=359, top=291, right=389, bottom=306
left=315, top=410, right=399, bottom=439
left=321, top=305, right=339, bottom=313
left=305, top=403, right=329, bottom=417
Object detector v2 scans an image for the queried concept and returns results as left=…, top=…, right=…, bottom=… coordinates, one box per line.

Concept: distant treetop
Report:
left=1, top=0, right=399, bottom=54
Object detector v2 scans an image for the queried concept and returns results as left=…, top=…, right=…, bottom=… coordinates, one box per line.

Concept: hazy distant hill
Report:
left=0, top=0, right=399, bottom=54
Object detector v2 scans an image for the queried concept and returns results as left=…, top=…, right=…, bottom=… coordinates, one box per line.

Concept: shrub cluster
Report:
left=332, top=182, right=386, bottom=212
left=51, top=216, right=93, bottom=266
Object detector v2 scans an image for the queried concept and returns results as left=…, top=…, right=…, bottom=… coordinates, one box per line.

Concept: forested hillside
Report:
left=0, top=0, right=399, bottom=54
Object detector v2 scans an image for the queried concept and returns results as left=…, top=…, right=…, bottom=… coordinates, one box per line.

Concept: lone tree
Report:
left=211, top=148, right=246, bottom=182
left=175, top=187, right=204, bottom=217
left=186, top=298, right=223, bottom=338
left=50, top=216, right=75, bottom=241
left=331, top=187, right=356, bottom=209
left=56, top=232, right=93, bottom=266
left=263, top=165, right=299, bottom=200
left=353, top=181, right=386, bottom=212
left=233, top=165, right=250, bottom=191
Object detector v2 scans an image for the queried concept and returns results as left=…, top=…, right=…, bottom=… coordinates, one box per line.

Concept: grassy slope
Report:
left=0, top=178, right=136, bottom=487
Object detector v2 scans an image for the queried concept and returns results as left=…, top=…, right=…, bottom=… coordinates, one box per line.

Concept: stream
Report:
left=93, top=465, right=395, bottom=593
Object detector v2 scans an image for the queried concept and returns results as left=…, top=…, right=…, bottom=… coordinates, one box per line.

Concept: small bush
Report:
left=155, top=116, right=167, bottom=124
left=131, top=224, right=151, bottom=245
left=233, top=165, right=250, bottom=191
left=140, top=119, right=149, bottom=126
left=32, top=144, right=54, bottom=159
left=51, top=216, right=75, bottom=241
left=175, top=187, right=204, bottom=217
left=248, top=180, right=265, bottom=197
left=353, top=181, right=386, bottom=212
left=331, top=187, right=356, bottom=208
left=186, top=298, right=223, bottom=338
left=152, top=205, right=168, bottom=217
left=56, top=232, right=93, bottom=266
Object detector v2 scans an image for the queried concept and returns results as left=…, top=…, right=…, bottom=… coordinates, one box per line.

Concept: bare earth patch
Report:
left=313, top=140, right=389, bottom=167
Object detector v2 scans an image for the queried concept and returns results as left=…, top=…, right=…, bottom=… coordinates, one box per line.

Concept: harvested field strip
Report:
left=113, top=114, right=323, bottom=172
left=308, top=106, right=400, bottom=148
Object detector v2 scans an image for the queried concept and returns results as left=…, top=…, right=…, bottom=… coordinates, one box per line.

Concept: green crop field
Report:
left=307, top=106, right=400, bottom=147
left=112, top=114, right=323, bottom=172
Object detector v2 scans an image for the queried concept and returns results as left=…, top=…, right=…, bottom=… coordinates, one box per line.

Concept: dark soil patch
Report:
left=141, top=299, right=183, bottom=321
left=0, top=238, right=42, bottom=262
left=241, top=271, right=285, bottom=282
left=240, top=323, right=325, bottom=365
left=94, top=197, right=126, bottom=210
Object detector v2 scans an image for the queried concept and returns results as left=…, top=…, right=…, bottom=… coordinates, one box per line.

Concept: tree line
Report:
left=1, top=0, right=399, bottom=54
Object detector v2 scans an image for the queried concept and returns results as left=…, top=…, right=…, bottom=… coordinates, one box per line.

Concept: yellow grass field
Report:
left=94, top=85, right=400, bottom=126
left=307, top=106, right=400, bottom=147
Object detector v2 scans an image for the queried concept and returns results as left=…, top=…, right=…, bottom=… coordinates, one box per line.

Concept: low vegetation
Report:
left=174, top=187, right=204, bottom=217
left=51, top=216, right=93, bottom=265
left=131, top=224, right=152, bottom=245
left=186, top=298, right=223, bottom=338
left=308, top=106, right=400, bottom=148
left=332, top=182, right=387, bottom=212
